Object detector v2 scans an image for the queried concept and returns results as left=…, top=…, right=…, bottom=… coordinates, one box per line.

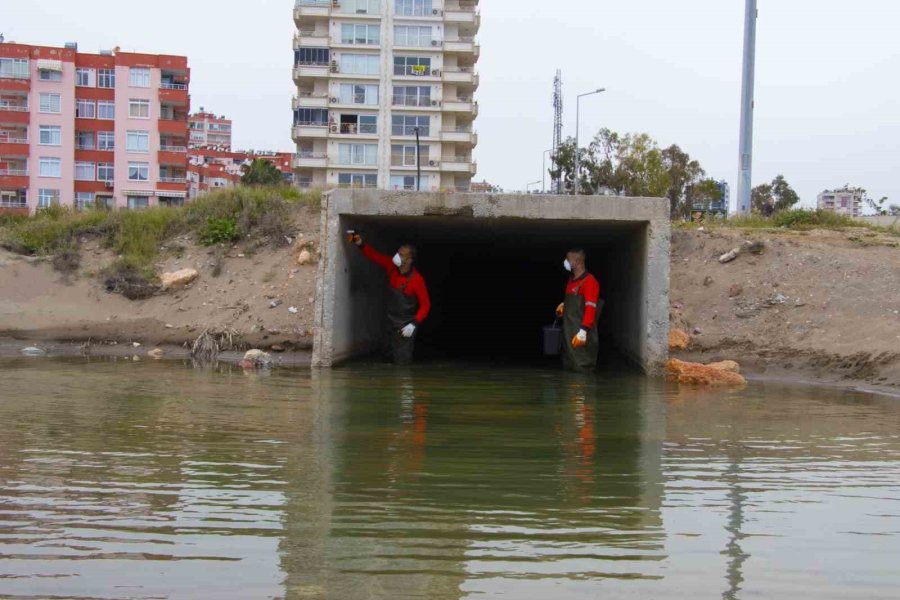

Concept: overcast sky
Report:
left=6, top=1, right=898, bottom=210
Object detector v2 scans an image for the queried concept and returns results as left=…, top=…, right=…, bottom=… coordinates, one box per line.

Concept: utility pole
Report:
left=574, top=88, right=605, bottom=196
left=552, top=70, right=563, bottom=194
left=737, top=0, right=758, bottom=214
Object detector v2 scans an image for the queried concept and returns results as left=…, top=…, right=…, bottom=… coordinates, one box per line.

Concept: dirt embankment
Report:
left=0, top=206, right=321, bottom=354
left=670, top=227, right=900, bottom=392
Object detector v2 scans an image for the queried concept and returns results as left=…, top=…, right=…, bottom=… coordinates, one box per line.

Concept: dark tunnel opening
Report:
left=341, top=215, right=650, bottom=370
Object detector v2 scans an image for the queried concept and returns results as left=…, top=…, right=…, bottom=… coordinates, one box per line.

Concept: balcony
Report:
left=443, top=37, right=479, bottom=58
left=294, top=152, right=328, bottom=169
left=293, top=63, right=330, bottom=80
left=441, top=158, right=476, bottom=174
left=444, top=4, right=481, bottom=28
left=294, top=0, right=331, bottom=23
left=293, top=123, right=329, bottom=139
left=159, top=118, right=189, bottom=134
left=0, top=169, right=29, bottom=188
left=442, top=68, right=479, bottom=87
left=159, top=83, right=189, bottom=104
left=442, top=97, right=477, bottom=115
left=293, top=30, right=330, bottom=49
left=159, top=148, right=188, bottom=165
left=441, top=128, right=477, bottom=145
left=392, top=94, right=439, bottom=110
left=293, top=93, right=329, bottom=109
left=0, top=101, right=30, bottom=124
left=0, top=78, right=30, bottom=93
left=0, top=136, right=29, bottom=155
left=336, top=123, right=378, bottom=137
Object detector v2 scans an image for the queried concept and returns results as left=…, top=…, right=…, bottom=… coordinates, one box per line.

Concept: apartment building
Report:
left=189, top=109, right=232, bottom=150
left=818, top=187, right=863, bottom=217
left=0, top=42, right=189, bottom=214
left=188, top=148, right=294, bottom=197
left=292, top=0, right=480, bottom=192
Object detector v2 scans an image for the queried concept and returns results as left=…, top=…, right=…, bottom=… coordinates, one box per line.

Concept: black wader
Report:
left=562, top=281, right=599, bottom=373
left=385, top=278, right=419, bottom=365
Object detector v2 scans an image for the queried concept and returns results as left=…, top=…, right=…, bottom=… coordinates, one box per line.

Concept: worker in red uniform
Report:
left=555, top=249, right=602, bottom=372
left=348, top=232, right=431, bottom=365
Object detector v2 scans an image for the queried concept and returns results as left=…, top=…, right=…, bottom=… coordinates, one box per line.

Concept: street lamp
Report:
left=526, top=180, right=542, bottom=194
left=542, top=149, right=552, bottom=193
left=574, top=88, right=606, bottom=196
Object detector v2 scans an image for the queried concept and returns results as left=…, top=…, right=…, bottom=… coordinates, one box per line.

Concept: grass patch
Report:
left=0, top=186, right=321, bottom=294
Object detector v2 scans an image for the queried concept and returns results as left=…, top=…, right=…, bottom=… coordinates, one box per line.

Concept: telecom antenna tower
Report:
left=552, top=70, right=563, bottom=194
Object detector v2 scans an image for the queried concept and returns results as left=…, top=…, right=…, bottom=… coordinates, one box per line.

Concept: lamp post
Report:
left=574, top=88, right=606, bottom=196
left=414, top=126, right=422, bottom=191
left=526, top=180, right=542, bottom=194
left=542, top=149, right=552, bottom=193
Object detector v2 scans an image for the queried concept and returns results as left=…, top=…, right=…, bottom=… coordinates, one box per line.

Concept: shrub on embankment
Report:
left=0, top=186, right=321, bottom=296
left=681, top=208, right=898, bottom=235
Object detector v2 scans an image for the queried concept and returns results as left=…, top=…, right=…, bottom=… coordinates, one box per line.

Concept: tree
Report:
left=661, top=144, right=705, bottom=218
left=889, top=204, right=900, bottom=217
left=241, top=159, right=283, bottom=186
left=686, top=178, right=724, bottom=214
left=752, top=175, right=799, bottom=214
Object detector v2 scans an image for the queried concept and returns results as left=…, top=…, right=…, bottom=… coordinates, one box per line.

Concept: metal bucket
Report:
left=542, top=321, right=563, bottom=356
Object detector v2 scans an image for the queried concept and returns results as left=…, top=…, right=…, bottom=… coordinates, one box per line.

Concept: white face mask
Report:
left=393, top=253, right=403, bottom=268
left=563, top=259, right=572, bottom=272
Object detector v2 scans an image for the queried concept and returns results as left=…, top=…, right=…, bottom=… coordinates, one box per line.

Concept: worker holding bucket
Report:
left=554, top=249, right=602, bottom=372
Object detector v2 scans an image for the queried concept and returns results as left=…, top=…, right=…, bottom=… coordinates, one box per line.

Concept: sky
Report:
left=5, top=0, right=899, bottom=211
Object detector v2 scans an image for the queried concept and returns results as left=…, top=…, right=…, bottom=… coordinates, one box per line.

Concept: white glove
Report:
left=401, top=323, right=416, bottom=338
left=575, top=330, right=587, bottom=343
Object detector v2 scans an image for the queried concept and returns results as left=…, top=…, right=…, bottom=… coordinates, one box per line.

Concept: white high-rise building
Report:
left=292, top=0, right=480, bottom=192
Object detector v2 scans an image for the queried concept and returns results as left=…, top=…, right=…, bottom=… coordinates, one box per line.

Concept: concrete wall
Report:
left=313, top=190, right=671, bottom=374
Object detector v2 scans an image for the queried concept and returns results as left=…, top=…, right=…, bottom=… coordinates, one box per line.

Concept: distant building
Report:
left=291, top=0, right=480, bottom=192
left=470, top=179, right=499, bottom=193
left=690, top=180, right=730, bottom=218
left=818, top=187, right=862, bottom=217
left=1, top=41, right=190, bottom=214
left=188, top=109, right=232, bottom=150
left=187, top=147, right=294, bottom=198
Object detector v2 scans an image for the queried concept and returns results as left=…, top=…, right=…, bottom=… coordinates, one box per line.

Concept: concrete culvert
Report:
left=313, top=191, right=671, bottom=374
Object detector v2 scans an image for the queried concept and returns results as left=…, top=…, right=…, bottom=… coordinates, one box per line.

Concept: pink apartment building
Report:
left=0, top=42, right=190, bottom=215
left=188, top=109, right=232, bottom=150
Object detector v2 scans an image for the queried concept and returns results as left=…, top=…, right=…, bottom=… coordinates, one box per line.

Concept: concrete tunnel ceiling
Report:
left=313, top=191, right=671, bottom=374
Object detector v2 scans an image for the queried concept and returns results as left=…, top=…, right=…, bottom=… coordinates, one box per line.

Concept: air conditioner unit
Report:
left=329, top=124, right=338, bottom=133
left=432, top=8, right=439, bottom=15
left=330, top=97, right=339, bottom=103
left=428, top=160, right=436, bottom=167
left=431, top=69, right=440, bottom=76
left=105, top=181, right=113, bottom=189
left=431, top=100, right=438, bottom=106
left=431, top=40, right=439, bottom=47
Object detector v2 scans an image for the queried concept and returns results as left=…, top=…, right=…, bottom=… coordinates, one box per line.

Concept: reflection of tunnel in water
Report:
left=343, top=216, right=650, bottom=366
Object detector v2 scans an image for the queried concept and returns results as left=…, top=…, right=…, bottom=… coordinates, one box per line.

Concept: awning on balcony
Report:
left=121, top=190, right=156, bottom=197
left=156, top=191, right=187, bottom=198
left=36, top=59, right=64, bottom=72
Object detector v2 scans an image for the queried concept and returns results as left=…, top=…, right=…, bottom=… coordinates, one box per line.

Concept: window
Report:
left=75, top=192, right=95, bottom=211
left=128, top=162, right=150, bottom=181
left=39, top=69, right=63, bottom=82
left=341, top=24, right=380, bottom=45
left=294, top=108, right=329, bottom=126
left=39, top=126, right=62, bottom=146
left=75, top=161, right=96, bottom=181
left=392, top=114, right=430, bottom=136
left=97, top=163, right=114, bottom=182
left=39, top=158, right=62, bottom=178
left=76, top=131, right=95, bottom=150
left=337, top=143, right=378, bottom=165
left=339, top=114, right=378, bottom=134
left=126, top=131, right=150, bottom=153
left=391, top=144, right=425, bottom=167
left=395, top=0, right=433, bottom=16
left=97, top=131, right=115, bottom=151
left=98, top=101, right=115, bottom=120
left=98, top=69, right=116, bottom=88
left=339, top=83, right=379, bottom=105
left=129, top=99, right=151, bottom=119
left=295, top=47, right=330, bottom=66
left=190, top=132, right=205, bottom=142
left=338, top=173, right=377, bottom=188
left=394, top=56, right=432, bottom=77
left=76, top=68, right=96, bottom=87
left=127, top=196, right=150, bottom=210
left=0, top=58, right=29, bottom=79
left=129, top=67, right=151, bottom=88
left=38, top=189, right=60, bottom=208
left=343, top=0, right=380, bottom=14
left=76, top=99, right=96, bottom=118
left=393, top=85, right=431, bottom=106
left=390, top=174, right=422, bottom=190
left=39, top=93, right=61, bottom=114
left=394, top=25, right=434, bottom=47
left=339, top=54, right=380, bottom=76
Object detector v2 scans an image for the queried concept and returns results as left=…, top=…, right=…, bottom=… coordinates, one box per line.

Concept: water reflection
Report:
left=0, top=360, right=898, bottom=599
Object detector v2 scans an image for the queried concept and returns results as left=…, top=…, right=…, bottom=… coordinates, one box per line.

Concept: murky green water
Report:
left=1, top=359, right=899, bottom=599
